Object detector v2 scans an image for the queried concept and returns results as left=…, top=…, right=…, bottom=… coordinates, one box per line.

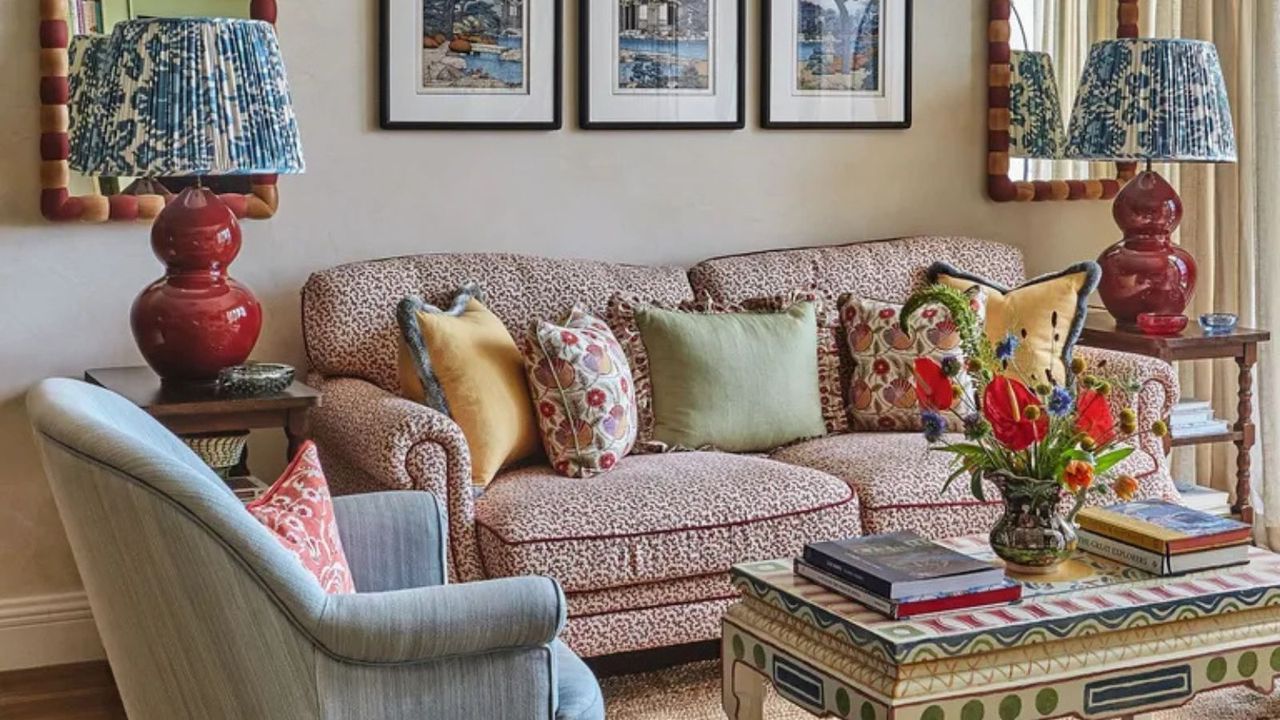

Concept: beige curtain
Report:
left=1157, top=0, right=1280, bottom=548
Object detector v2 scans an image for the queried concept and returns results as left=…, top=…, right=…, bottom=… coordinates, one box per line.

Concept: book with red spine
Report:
left=794, top=559, right=1022, bottom=619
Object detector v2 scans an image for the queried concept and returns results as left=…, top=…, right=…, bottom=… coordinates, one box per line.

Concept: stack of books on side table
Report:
left=796, top=531, right=1021, bottom=620
left=1170, top=399, right=1231, bottom=440
left=1078, top=500, right=1252, bottom=576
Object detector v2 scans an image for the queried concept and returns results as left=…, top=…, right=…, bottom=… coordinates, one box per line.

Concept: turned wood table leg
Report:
left=1234, top=344, right=1257, bottom=523
left=285, top=409, right=310, bottom=460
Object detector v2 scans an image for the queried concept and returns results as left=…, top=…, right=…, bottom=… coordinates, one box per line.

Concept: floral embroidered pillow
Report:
left=838, top=295, right=981, bottom=432
left=524, top=307, right=637, bottom=478
left=246, top=441, right=355, bottom=594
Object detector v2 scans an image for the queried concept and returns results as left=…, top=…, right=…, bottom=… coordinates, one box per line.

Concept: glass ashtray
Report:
left=1199, top=313, right=1239, bottom=335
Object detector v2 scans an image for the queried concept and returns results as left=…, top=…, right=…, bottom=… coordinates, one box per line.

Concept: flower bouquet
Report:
left=902, top=286, right=1166, bottom=574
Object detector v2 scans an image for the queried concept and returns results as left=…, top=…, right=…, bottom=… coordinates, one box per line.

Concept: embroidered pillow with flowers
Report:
left=524, top=306, right=637, bottom=478
left=838, top=293, right=983, bottom=432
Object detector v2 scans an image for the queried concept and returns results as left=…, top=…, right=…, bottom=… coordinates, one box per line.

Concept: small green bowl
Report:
left=217, top=363, right=295, bottom=397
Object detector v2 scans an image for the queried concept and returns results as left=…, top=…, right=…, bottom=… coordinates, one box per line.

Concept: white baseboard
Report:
left=0, top=591, right=104, bottom=671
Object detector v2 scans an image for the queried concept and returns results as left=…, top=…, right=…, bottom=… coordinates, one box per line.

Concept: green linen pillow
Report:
left=634, top=302, right=827, bottom=453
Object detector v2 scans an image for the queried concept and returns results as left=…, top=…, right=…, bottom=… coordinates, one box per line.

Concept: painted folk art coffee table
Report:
left=722, top=535, right=1280, bottom=720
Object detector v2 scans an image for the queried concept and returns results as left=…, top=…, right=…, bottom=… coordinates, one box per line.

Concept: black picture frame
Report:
left=579, top=0, right=746, bottom=130
left=380, top=0, right=563, bottom=130
left=761, top=0, right=912, bottom=129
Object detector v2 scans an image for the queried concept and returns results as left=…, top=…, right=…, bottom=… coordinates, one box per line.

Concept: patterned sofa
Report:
left=301, top=236, right=1180, bottom=659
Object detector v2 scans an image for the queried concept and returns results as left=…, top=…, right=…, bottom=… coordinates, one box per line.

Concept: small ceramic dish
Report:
left=217, top=363, right=295, bottom=396
left=1136, top=313, right=1188, bottom=336
left=1199, top=313, right=1239, bottom=335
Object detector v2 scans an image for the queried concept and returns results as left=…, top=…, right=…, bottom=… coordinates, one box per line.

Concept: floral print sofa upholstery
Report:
left=301, top=236, right=1180, bottom=659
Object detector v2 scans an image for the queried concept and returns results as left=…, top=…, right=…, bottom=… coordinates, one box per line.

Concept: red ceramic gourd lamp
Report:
left=1063, top=39, right=1237, bottom=328
left=66, top=19, right=304, bottom=383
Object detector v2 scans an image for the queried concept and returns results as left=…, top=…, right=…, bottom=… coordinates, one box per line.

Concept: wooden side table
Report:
left=84, top=366, right=322, bottom=487
left=1078, top=313, right=1270, bottom=523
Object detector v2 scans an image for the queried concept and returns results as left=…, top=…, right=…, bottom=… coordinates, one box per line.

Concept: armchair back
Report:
left=27, top=378, right=326, bottom=719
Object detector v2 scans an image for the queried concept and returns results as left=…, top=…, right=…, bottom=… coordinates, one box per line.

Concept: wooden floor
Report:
left=0, top=662, right=124, bottom=720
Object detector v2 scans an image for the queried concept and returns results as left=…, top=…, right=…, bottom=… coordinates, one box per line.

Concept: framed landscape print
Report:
left=580, top=0, right=745, bottom=129
left=762, top=0, right=911, bottom=129
left=381, top=0, right=562, bottom=129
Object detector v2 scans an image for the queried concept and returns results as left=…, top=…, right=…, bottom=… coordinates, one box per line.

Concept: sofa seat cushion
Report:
left=474, top=452, right=860, bottom=593
left=771, top=433, right=1001, bottom=539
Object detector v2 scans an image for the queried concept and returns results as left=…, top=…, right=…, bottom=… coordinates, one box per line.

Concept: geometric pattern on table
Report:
left=723, top=606, right=1280, bottom=719
left=731, top=535, right=1280, bottom=665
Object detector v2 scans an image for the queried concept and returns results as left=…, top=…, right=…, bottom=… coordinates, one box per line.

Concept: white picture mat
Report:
left=586, top=0, right=740, bottom=123
left=766, top=0, right=907, bottom=124
left=386, top=0, right=556, bottom=123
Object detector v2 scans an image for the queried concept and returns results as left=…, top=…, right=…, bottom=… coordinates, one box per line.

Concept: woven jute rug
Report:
left=600, top=660, right=1280, bottom=719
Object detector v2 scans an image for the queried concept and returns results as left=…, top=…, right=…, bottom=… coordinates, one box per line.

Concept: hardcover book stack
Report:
left=1078, top=500, right=1252, bottom=576
left=796, top=531, right=1020, bottom=620
left=1169, top=399, right=1231, bottom=440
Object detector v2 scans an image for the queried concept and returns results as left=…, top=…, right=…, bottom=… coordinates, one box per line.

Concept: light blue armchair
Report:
left=27, top=378, right=604, bottom=720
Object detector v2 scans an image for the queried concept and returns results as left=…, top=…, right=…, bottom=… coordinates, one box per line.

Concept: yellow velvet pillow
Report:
left=397, top=298, right=539, bottom=486
left=930, top=262, right=1099, bottom=385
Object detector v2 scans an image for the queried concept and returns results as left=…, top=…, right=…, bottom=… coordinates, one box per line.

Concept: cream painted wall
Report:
left=0, top=0, right=1118, bottom=666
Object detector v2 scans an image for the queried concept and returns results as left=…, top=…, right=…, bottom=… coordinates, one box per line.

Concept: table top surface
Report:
left=731, top=534, right=1280, bottom=665
left=85, top=366, right=321, bottom=416
left=1080, top=311, right=1270, bottom=355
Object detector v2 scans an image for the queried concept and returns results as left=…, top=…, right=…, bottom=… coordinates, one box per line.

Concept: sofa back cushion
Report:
left=304, top=253, right=694, bottom=392
left=687, top=236, right=1025, bottom=306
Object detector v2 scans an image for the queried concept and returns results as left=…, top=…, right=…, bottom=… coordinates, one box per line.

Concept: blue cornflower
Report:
left=921, top=410, right=946, bottom=443
left=995, top=333, right=1019, bottom=362
left=940, top=355, right=963, bottom=378
left=1047, top=386, right=1074, bottom=416
left=963, top=413, right=990, bottom=441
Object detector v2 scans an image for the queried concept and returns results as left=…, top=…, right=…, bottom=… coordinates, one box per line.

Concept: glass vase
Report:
left=986, top=471, right=1078, bottom=575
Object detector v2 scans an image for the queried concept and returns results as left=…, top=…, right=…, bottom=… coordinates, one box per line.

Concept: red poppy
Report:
left=539, top=401, right=558, bottom=418
left=922, top=308, right=938, bottom=320
left=1075, top=389, right=1116, bottom=444
left=873, top=358, right=891, bottom=376
left=982, top=375, right=1048, bottom=451
left=560, top=331, right=579, bottom=345
left=913, top=358, right=954, bottom=411
left=878, top=308, right=897, bottom=320
left=586, top=388, right=607, bottom=407
left=599, top=452, right=617, bottom=470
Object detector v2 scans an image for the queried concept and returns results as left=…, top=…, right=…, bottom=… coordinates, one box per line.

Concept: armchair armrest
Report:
left=1075, top=346, right=1180, bottom=500
left=313, top=576, right=566, bottom=664
left=333, top=491, right=448, bottom=593
left=309, top=376, right=484, bottom=582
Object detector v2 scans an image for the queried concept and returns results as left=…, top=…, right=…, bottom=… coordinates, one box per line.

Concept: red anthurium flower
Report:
left=982, top=375, right=1049, bottom=451
left=1076, top=389, right=1116, bottom=445
left=913, top=358, right=954, bottom=411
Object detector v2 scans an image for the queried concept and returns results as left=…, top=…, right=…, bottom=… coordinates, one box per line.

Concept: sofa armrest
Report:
left=308, top=376, right=484, bottom=582
left=1074, top=346, right=1180, bottom=499
left=313, top=576, right=566, bottom=664
left=333, top=491, right=448, bottom=593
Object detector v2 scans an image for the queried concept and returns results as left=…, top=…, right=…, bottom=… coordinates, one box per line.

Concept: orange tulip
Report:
left=1062, top=460, right=1095, bottom=493
left=1113, top=475, right=1139, bottom=501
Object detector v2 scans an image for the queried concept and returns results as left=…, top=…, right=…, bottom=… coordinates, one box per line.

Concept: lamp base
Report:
left=1096, top=170, right=1196, bottom=328
left=130, top=187, right=262, bottom=382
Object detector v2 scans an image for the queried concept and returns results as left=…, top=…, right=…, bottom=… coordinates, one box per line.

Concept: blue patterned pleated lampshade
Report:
left=1009, top=50, right=1066, bottom=159
left=69, top=18, right=304, bottom=177
left=1065, top=39, right=1236, bottom=162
